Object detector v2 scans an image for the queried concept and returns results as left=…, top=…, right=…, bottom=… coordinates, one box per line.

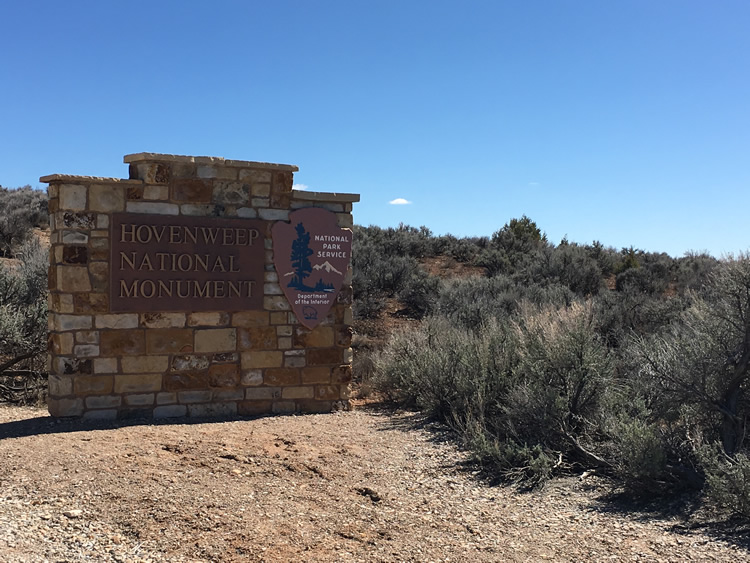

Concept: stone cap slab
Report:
left=40, top=174, right=143, bottom=184
left=124, top=152, right=299, bottom=172
left=292, top=189, right=360, bottom=203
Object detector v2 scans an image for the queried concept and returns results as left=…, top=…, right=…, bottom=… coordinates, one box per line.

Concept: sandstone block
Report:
left=198, top=165, right=237, bottom=180
left=240, top=369, right=262, bottom=386
left=213, top=181, right=249, bottom=205
left=74, top=376, right=113, bottom=395
left=282, top=386, right=314, bottom=400
left=258, top=209, right=289, bottom=221
left=302, top=367, right=331, bottom=384
left=146, top=328, right=193, bottom=354
left=212, top=352, right=238, bottom=363
left=172, top=354, right=210, bottom=371
left=100, top=329, right=144, bottom=355
left=264, top=368, right=300, bottom=386
left=89, top=185, right=125, bottom=212
left=85, top=395, right=122, bottom=409
left=143, top=185, right=169, bottom=200
left=245, top=387, right=281, bottom=401
left=195, top=328, right=236, bottom=353
left=62, top=231, right=89, bottom=244
left=264, top=296, right=290, bottom=311
left=61, top=210, right=96, bottom=229
left=114, top=373, right=163, bottom=393
left=73, top=293, right=109, bottom=314
left=50, top=332, right=74, bottom=355
left=284, top=355, right=306, bottom=368
left=56, top=357, right=92, bottom=375
left=272, top=401, right=296, bottom=414
left=121, top=355, right=169, bottom=373
left=97, top=214, right=110, bottom=229
left=140, top=312, right=186, bottom=328
left=54, top=314, right=92, bottom=331
left=264, top=282, right=282, bottom=295
left=293, top=326, right=334, bottom=348
left=208, top=364, right=240, bottom=387
left=62, top=246, right=87, bottom=265
left=156, top=392, right=177, bottom=405
left=57, top=266, right=91, bottom=292
left=316, top=385, right=340, bottom=400
left=88, top=262, right=109, bottom=292
left=337, top=213, right=354, bottom=228
left=135, top=163, right=170, bottom=184
left=189, top=402, right=238, bottom=417
left=270, top=312, right=287, bottom=325
left=124, top=393, right=155, bottom=407
left=232, top=311, right=269, bottom=327
left=180, top=204, right=215, bottom=216
left=154, top=405, right=187, bottom=418
left=188, top=312, right=229, bottom=327
left=48, top=374, right=73, bottom=396
left=178, top=390, right=212, bottom=404
left=241, top=351, right=282, bottom=369
left=238, top=326, right=277, bottom=350
left=48, top=397, right=84, bottom=417
left=272, top=171, right=293, bottom=193
left=212, top=389, right=244, bottom=402
left=93, top=358, right=118, bottom=374
left=276, top=325, right=292, bottom=337
left=238, top=169, right=272, bottom=183
left=236, top=207, right=257, bottom=218
left=73, top=344, right=99, bottom=358
left=126, top=201, right=179, bottom=215
left=332, top=365, right=353, bottom=384
left=278, top=337, right=292, bottom=350
left=252, top=183, right=271, bottom=197
left=95, top=313, right=139, bottom=329
left=172, top=178, right=212, bottom=202
left=59, top=184, right=87, bottom=210
left=75, top=330, right=99, bottom=344
left=164, top=372, right=209, bottom=391
left=307, top=348, right=342, bottom=366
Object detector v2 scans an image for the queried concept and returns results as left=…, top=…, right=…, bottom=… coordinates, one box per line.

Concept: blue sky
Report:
left=1, top=1, right=748, bottom=257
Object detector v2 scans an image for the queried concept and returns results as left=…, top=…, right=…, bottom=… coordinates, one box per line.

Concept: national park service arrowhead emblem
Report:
left=272, top=208, right=352, bottom=329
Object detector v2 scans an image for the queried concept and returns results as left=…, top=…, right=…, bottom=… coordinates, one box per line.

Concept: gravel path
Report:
left=0, top=404, right=746, bottom=562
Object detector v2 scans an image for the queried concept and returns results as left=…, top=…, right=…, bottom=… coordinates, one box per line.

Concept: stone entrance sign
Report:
left=42, top=153, right=359, bottom=419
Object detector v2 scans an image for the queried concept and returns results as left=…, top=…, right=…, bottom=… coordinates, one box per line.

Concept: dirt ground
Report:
left=0, top=404, right=748, bottom=562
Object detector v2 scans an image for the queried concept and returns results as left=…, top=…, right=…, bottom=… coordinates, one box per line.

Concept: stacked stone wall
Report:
left=43, top=153, right=358, bottom=419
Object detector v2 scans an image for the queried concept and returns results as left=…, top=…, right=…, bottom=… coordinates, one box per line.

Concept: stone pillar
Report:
left=43, top=153, right=359, bottom=419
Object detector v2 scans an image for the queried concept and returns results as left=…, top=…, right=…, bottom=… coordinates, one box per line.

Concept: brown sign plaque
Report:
left=110, top=213, right=266, bottom=312
left=272, top=208, right=352, bottom=329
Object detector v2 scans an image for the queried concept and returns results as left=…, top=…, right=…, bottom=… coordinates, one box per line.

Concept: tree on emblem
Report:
left=289, top=222, right=314, bottom=290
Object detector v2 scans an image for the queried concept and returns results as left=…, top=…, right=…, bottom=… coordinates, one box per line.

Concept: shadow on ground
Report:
left=359, top=398, right=750, bottom=554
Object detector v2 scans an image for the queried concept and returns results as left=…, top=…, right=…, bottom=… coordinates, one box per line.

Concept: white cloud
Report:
left=389, top=197, right=412, bottom=205
left=292, top=183, right=309, bottom=191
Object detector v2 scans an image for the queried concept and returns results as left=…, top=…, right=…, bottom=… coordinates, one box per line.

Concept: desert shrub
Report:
left=352, top=226, right=439, bottom=320
left=375, top=301, right=615, bottom=486
left=435, top=275, right=576, bottom=331
left=0, top=186, right=48, bottom=258
left=699, top=444, right=750, bottom=517
left=0, top=238, right=49, bottom=404
left=629, top=255, right=750, bottom=457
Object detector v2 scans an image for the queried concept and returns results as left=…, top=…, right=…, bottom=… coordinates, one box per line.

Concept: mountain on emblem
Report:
left=313, top=261, right=343, bottom=275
